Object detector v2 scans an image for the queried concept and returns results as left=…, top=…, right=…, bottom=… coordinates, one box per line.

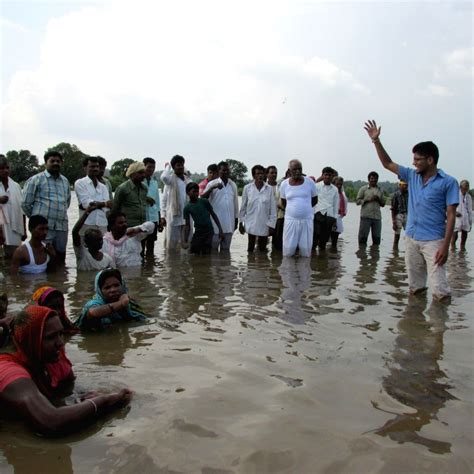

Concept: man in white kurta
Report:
left=239, top=165, right=277, bottom=252
left=280, top=160, right=318, bottom=257
left=160, top=155, right=192, bottom=250
left=74, top=157, right=111, bottom=235
left=0, top=155, right=25, bottom=257
left=203, top=162, right=239, bottom=251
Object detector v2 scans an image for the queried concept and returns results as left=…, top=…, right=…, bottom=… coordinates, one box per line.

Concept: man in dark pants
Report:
left=313, top=167, right=339, bottom=251
left=356, top=171, right=385, bottom=245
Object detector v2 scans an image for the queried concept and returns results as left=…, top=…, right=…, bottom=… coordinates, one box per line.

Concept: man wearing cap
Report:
left=391, top=180, right=408, bottom=248
left=112, top=161, right=151, bottom=228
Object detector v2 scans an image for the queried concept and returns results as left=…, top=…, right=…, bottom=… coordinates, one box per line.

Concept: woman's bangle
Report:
left=86, top=398, right=98, bottom=414
left=108, top=303, right=114, bottom=313
left=372, top=137, right=380, bottom=143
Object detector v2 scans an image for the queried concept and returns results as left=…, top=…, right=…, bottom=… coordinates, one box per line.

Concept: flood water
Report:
left=0, top=198, right=473, bottom=473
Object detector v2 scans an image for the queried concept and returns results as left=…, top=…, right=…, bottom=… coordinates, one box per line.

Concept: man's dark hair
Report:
left=0, top=155, right=7, bottom=167
left=217, top=161, right=229, bottom=169
left=44, top=150, right=63, bottom=163
left=186, top=182, right=199, bottom=194
left=143, top=157, right=156, bottom=166
left=28, top=215, right=48, bottom=231
left=412, top=141, right=439, bottom=164
left=322, top=166, right=334, bottom=175
left=368, top=171, right=379, bottom=180
left=170, top=155, right=185, bottom=169
left=97, top=268, right=123, bottom=290
left=84, top=228, right=103, bottom=247
left=266, top=165, right=277, bottom=174
left=82, top=156, right=100, bottom=167
left=107, top=211, right=126, bottom=231
left=97, top=156, right=107, bottom=167
left=251, top=164, right=265, bottom=177
left=207, top=164, right=218, bottom=173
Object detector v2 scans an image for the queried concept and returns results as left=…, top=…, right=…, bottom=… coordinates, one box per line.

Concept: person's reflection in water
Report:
left=76, top=324, right=145, bottom=366
left=382, top=247, right=408, bottom=304
left=0, top=436, right=73, bottom=474
left=375, top=297, right=455, bottom=454
left=354, top=245, right=380, bottom=289
left=241, top=252, right=279, bottom=309
left=278, top=257, right=312, bottom=323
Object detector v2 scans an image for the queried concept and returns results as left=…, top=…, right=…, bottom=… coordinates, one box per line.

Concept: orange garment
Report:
left=0, top=306, right=73, bottom=396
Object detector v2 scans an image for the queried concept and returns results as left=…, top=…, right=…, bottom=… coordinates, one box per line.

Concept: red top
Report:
left=198, top=178, right=209, bottom=197
left=0, top=351, right=73, bottom=393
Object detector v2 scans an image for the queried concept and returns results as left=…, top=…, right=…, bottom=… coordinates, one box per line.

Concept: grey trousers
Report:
left=358, top=217, right=382, bottom=245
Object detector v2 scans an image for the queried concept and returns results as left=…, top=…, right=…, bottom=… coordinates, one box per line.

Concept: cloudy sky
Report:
left=1, top=0, right=472, bottom=182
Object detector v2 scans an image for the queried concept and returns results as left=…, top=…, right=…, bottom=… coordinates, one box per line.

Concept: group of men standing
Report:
left=0, top=119, right=467, bottom=302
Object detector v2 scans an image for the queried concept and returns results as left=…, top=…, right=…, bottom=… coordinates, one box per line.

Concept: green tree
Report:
left=226, top=159, right=248, bottom=189
left=46, top=143, right=88, bottom=184
left=5, top=150, right=40, bottom=183
left=111, top=158, right=135, bottom=177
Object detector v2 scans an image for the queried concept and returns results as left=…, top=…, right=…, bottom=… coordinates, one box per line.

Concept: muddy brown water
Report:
left=0, top=199, right=472, bottom=473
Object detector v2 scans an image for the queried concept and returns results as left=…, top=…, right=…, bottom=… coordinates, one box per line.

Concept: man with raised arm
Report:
left=364, top=120, right=458, bottom=300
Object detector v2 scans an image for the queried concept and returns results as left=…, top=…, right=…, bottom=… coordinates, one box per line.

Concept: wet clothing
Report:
left=391, top=189, right=408, bottom=216
left=77, top=270, right=148, bottom=330
left=0, top=306, right=73, bottom=398
left=19, top=242, right=49, bottom=274
left=32, top=286, right=76, bottom=332
left=398, top=166, right=459, bottom=299
left=183, top=198, right=214, bottom=234
left=74, top=177, right=109, bottom=228
left=73, top=243, right=115, bottom=271
left=280, top=177, right=318, bottom=257
left=102, top=222, right=154, bottom=267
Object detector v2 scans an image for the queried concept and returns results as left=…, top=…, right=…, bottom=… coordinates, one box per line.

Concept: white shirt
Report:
left=204, top=178, right=239, bottom=234
left=280, top=177, right=318, bottom=220
left=74, top=177, right=109, bottom=227
left=160, top=166, right=188, bottom=227
left=314, top=183, right=339, bottom=218
left=74, top=243, right=115, bottom=271
left=240, top=182, right=277, bottom=236
left=102, top=222, right=154, bottom=267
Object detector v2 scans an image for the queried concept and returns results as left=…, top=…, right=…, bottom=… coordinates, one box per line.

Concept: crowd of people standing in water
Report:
left=0, top=120, right=472, bottom=435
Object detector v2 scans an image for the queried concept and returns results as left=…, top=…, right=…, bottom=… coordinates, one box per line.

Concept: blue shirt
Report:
left=398, top=166, right=458, bottom=241
left=21, top=170, right=71, bottom=231
left=145, top=176, right=161, bottom=222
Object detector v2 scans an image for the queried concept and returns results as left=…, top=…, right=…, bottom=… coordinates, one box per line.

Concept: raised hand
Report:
left=119, top=294, right=130, bottom=308
left=364, top=120, right=381, bottom=141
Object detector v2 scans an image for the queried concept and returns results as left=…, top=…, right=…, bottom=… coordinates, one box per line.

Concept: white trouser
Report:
left=282, top=217, right=313, bottom=257
left=405, top=236, right=450, bottom=298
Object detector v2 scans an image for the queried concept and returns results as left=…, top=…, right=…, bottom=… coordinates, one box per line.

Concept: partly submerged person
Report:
left=77, top=268, right=148, bottom=330
left=0, top=306, right=131, bottom=435
left=32, top=286, right=77, bottom=333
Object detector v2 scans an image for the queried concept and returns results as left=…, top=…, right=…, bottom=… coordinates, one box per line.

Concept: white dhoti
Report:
left=282, top=217, right=313, bottom=257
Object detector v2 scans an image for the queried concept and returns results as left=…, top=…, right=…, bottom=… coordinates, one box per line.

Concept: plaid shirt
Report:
left=21, top=171, right=71, bottom=231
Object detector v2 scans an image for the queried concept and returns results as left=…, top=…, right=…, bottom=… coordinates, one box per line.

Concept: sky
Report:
left=1, top=0, right=472, bottom=182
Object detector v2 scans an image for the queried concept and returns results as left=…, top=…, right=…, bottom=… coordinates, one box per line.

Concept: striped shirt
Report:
left=21, top=171, right=71, bottom=231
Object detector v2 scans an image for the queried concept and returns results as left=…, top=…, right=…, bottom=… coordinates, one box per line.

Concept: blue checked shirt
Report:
left=21, top=171, right=71, bottom=231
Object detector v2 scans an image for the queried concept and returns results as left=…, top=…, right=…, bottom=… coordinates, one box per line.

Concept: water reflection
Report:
left=375, top=298, right=455, bottom=454
left=0, top=436, right=73, bottom=474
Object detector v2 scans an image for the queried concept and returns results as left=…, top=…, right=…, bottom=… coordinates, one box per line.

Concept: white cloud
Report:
left=419, top=84, right=455, bottom=98
left=1, top=2, right=368, bottom=155
left=0, top=17, right=28, bottom=33
left=435, top=47, right=473, bottom=79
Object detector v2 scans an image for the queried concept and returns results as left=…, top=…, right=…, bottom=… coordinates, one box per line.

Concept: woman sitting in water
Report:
left=77, top=268, right=148, bottom=330
left=32, top=286, right=77, bottom=333
left=0, top=306, right=132, bottom=435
